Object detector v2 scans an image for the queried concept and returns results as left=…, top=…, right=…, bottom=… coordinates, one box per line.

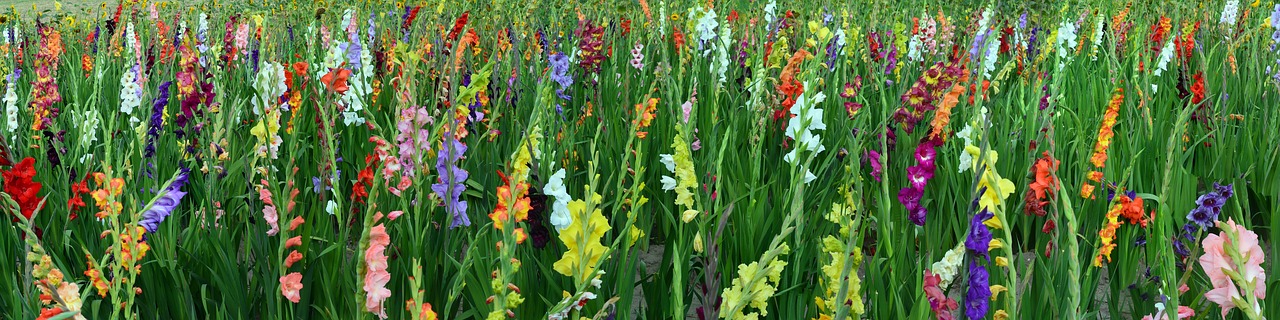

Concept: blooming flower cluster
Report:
left=814, top=199, right=864, bottom=318
left=1175, top=183, right=1234, bottom=264
left=118, top=64, right=143, bottom=124
left=1089, top=15, right=1106, bottom=60
left=394, top=105, right=433, bottom=179
left=931, top=244, right=965, bottom=290
left=3, top=69, right=18, bottom=133
left=661, top=126, right=699, bottom=216
left=433, top=128, right=470, bottom=229
left=363, top=221, right=392, bottom=318
left=719, top=244, right=789, bottom=319
left=1023, top=151, right=1060, bottom=220
left=630, top=42, right=645, bottom=70
left=1199, top=218, right=1266, bottom=319
left=923, top=269, right=959, bottom=320
left=783, top=81, right=827, bottom=184
left=30, top=27, right=64, bottom=131
left=1082, top=88, right=1124, bottom=199
left=1187, top=183, right=1234, bottom=228
left=251, top=62, right=286, bottom=159
left=1055, top=20, right=1078, bottom=69
left=576, top=20, right=607, bottom=74
left=138, top=170, right=190, bottom=233
left=544, top=168, right=574, bottom=231
left=1094, top=190, right=1146, bottom=266
left=1220, top=0, right=1241, bottom=28
left=894, top=61, right=963, bottom=134
left=964, top=210, right=993, bottom=319
left=553, top=190, right=610, bottom=283
left=898, top=138, right=938, bottom=226
left=2, top=157, right=42, bottom=221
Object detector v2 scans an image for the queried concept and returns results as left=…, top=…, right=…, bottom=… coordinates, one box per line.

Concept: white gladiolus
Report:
left=983, top=37, right=1000, bottom=78
left=764, top=0, right=777, bottom=31
left=659, top=154, right=677, bottom=191
left=126, top=23, right=140, bottom=63
left=931, top=244, right=966, bottom=289
left=1056, top=21, right=1078, bottom=59
left=907, top=34, right=924, bottom=62
left=694, top=7, right=718, bottom=46
left=783, top=81, right=827, bottom=184
left=711, top=23, right=731, bottom=86
left=79, top=109, right=101, bottom=147
left=1090, top=16, right=1105, bottom=60
left=119, top=65, right=143, bottom=124
left=977, top=8, right=993, bottom=33
left=1154, top=41, right=1175, bottom=77
left=4, top=76, right=17, bottom=133
left=544, top=169, right=574, bottom=232
left=1221, top=0, right=1240, bottom=27
left=253, top=62, right=287, bottom=115
left=1056, top=21, right=1079, bottom=69
left=834, top=29, right=848, bottom=55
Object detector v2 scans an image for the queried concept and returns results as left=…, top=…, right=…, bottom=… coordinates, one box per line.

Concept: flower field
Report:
left=2, top=0, right=1279, bottom=319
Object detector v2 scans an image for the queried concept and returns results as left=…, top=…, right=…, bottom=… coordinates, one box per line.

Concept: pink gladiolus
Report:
left=363, top=225, right=392, bottom=318
left=280, top=273, right=303, bottom=303
left=1198, top=219, right=1266, bottom=318
left=264, top=206, right=280, bottom=236
left=1139, top=306, right=1194, bottom=320
left=288, top=216, right=305, bottom=231
left=284, top=250, right=303, bottom=268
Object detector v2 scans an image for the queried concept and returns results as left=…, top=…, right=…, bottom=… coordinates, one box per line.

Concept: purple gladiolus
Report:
left=1186, top=183, right=1233, bottom=228
left=965, top=262, right=990, bottom=319
left=966, top=210, right=993, bottom=260
left=865, top=150, right=883, bottom=182
left=145, top=82, right=173, bottom=159
left=549, top=52, right=573, bottom=103
left=139, top=169, right=190, bottom=233
left=433, top=130, right=470, bottom=228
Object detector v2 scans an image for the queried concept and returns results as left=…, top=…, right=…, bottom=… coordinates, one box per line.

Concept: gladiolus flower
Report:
left=321, top=68, right=351, bottom=93
left=280, top=273, right=303, bottom=303
left=2, top=157, right=42, bottom=221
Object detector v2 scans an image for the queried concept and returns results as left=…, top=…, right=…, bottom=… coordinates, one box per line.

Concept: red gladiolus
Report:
left=67, top=175, right=91, bottom=220
left=287, top=62, right=309, bottom=90
left=447, top=11, right=470, bottom=42
left=321, top=68, right=352, bottom=94
left=2, top=157, right=43, bottom=221
left=352, top=155, right=379, bottom=204
left=673, top=28, right=686, bottom=52
left=1190, top=72, right=1205, bottom=106
left=35, top=308, right=63, bottom=320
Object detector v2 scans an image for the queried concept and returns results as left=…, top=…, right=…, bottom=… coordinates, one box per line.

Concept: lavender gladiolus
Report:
left=139, top=169, right=190, bottom=233
left=549, top=52, right=573, bottom=102
left=433, top=130, right=471, bottom=228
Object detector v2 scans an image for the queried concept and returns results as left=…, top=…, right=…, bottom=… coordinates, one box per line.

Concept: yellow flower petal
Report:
left=990, top=285, right=1007, bottom=301
left=681, top=209, right=699, bottom=223
left=984, top=216, right=1003, bottom=230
